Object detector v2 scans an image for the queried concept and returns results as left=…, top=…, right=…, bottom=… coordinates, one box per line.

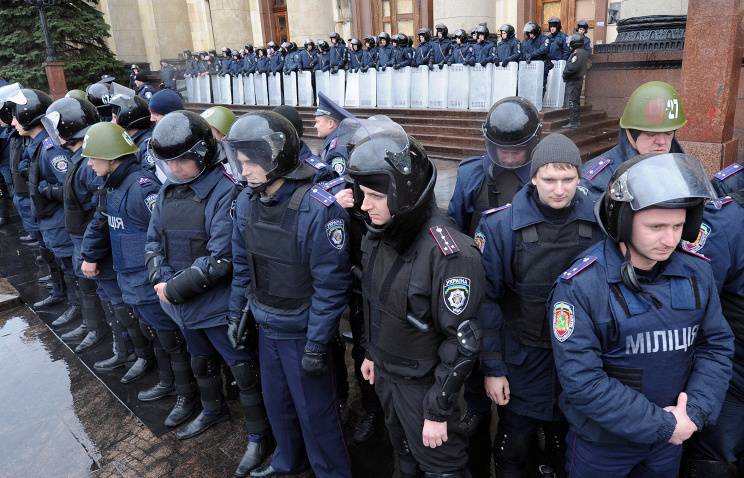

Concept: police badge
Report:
left=443, top=277, right=470, bottom=315
left=552, top=301, right=575, bottom=342
left=51, top=155, right=68, bottom=173
left=144, top=193, right=158, bottom=212
left=681, top=222, right=711, bottom=253
left=331, top=157, right=346, bottom=176
left=325, top=218, right=345, bottom=250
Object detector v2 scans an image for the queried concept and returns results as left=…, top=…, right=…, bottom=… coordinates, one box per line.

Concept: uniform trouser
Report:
left=565, top=80, right=583, bottom=125
left=332, top=331, right=349, bottom=404
left=565, top=430, right=682, bottom=478
left=0, top=162, right=11, bottom=219
left=56, top=255, right=77, bottom=304
left=494, top=407, right=568, bottom=476
left=180, top=324, right=269, bottom=433
left=463, top=362, right=493, bottom=478
left=258, top=331, right=351, bottom=478
left=37, top=244, right=65, bottom=299
left=374, top=367, right=469, bottom=475
left=12, top=195, right=39, bottom=237
left=349, top=293, right=382, bottom=414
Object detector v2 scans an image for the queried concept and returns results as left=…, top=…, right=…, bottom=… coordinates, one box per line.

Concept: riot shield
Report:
left=543, top=60, right=566, bottom=108
left=283, top=72, right=298, bottom=106
left=268, top=73, right=282, bottom=106
left=254, top=73, right=269, bottom=106
left=329, top=70, right=346, bottom=106
left=221, top=75, right=232, bottom=104
left=211, top=75, right=221, bottom=104
left=315, top=70, right=330, bottom=104
left=447, top=64, right=469, bottom=110
left=469, top=64, right=493, bottom=111
left=491, top=62, right=518, bottom=106
left=428, top=65, right=448, bottom=109
left=392, top=67, right=412, bottom=108
left=244, top=74, right=256, bottom=105
left=199, top=75, right=211, bottom=103
left=233, top=75, right=244, bottom=104
left=517, top=61, right=544, bottom=111
left=358, top=69, right=377, bottom=107
left=185, top=77, right=197, bottom=102
left=345, top=70, right=360, bottom=107
left=298, top=70, right=314, bottom=106
left=410, top=65, right=429, bottom=108
left=376, top=68, right=393, bottom=107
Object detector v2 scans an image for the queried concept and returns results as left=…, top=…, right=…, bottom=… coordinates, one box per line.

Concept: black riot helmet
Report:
left=329, top=32, right=340, bottom=42
left=378, top=31, right=391, bottom=44
left=0, top=102, right=13, bottom=125
left=224, top=111, right=311, bottom=191
left=9, top=88, right=53, bottom=130
left=41, top=97, right=99, bottom=146
left=499, top=24, right=516, bottom=39
left=569, top=33, right=585, bottom=49
left=343, top=116, right=436, bottom=220
left=109, top=94, right=151, bottom=130
left=208, top=48, right=217, bottom=55
left=232, top=50, right=242, bottom=59
left=417, top=28, right=432, bottom=42
left=435, top=23, right=448, bottom=38
left=86, top=83, right=112, bottom=118
left=304, top=39, right=315, bottom=49
left=475, top=24, right=490, bottom=40
left=482, top=96, right=542, bottom=173
left=523, top=21, right=541, bottom=37
left=281, top=41, right=291, bottom=52
left=350, top=38, right=362, bottom=51
left=317, top=40, right=329, bottom=52
left=454, top=29, right=468, bottom=43
left=221, top=47, right=232, bottom=56
left=245, top=43, right=254, bottom=52
left=364, top=36, right=376, bottom=48
left=576, top=20, right=589, bottom=32
left=148, top=110, right=218, bottom=185
left=548, top=16, right=562, bottom=31
left=267, top=41, right=277, bottom=50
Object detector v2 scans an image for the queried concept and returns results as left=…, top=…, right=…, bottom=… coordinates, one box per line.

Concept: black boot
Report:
left=61, top=323, right=88, bottom=341
left=164, top=341, right=198, bottom=427
left=137, top=341, right=174, bottom=401
left=231, top=361, right=271, bottom=476
left=115, top=305, right=153, bottom=383
left=353, top=411, right=380, bottom=443
left=51, top=275, right=82, bottom=326
left=75, top=280, right=107, bottom=353
left=249, top=464, right=278, bottom=478
left=95, top=301, right=134, bottom=372
left=176, top=356, right=229, bottom=440
left=34, top=293, right=65, bottom=309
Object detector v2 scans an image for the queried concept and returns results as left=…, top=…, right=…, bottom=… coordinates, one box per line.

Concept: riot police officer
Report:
left=391, top=33, right=413, bottom=69
left=547, top=16, right=570, bottom=61
left=201, top=105, right=235, bottom=142
left=348, top=38, right=365, bottom=72
left=226, top=111, right=352, bottom=477
left=496, top=24, right=521, bottom=67
left=361, top=37, right=378, bottom=72
left=256, top=48, right=270, bottom=74
left=219, top=47, right=232, bottom=76
left=377, top=32, right=394, bottom=70
left=281, top=41, right=300, bottom=74
left=575, top=20, right=592, bottom=52
left=563, top=33, right=591, bottom=129
left=414, top=28, right=434, bottom=69
left=551, top=153, right=733, bottom=477
left=242, top=44, right=258, bottom=76
left=133, top=74, right=156, bottom=101
left=473, top=25, right=497, bottom=66
left=299, top=40, right=318, bottom=71
left=329, top=32, right=348, bottom=73
left=522, top=21, right=553, bottom=92
left=80, top=122, right=197, bottom=428
left=145, top=111, right=270, bottom=473
left=110, top=94, right=153, bottom=170
left=345, top=117, right=483, bottom=477
left=581, top=81, right=686, bottom=198
left=41, top=96, right=109, bottom=353
left=432, top=23, right=451, bottom=69
left=86, top=82, right=113, bottom=122
left=267, top=41, right=284, bottom=76
left=229, top=50, right=243, bottom=76
left=477, top=134, right=602, bottom=477
left=315, top=92, right=353, bottom=176
left=448, top=29, right=475, bottom=65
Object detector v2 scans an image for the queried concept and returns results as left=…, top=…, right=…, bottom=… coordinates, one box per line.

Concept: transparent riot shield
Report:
left=447, top=64, right=469, bottom=110
left=358, top=69, right=377, bottom=107
left=376, top=68, right=393, bottom=107
left=211, top=75, right=221, bottom=104
left=491, top=62, right=518, bottom=106
left=233, top=75, right=244, bottom=105
left=469, top=64, right=493, bottom=111
left=283, top=72, right=298, bottom=106
left=543, top=60, right=566, bottom=108
left=298, top=70, right=314, bottom=106
left=392, top=66, right=412, bottom=108
left=254, top=73, right=269, bottom=106
left=428, top=65, right=448, bottom=109
left=329, top=70, right=346, bottom=106
left=268, top=73, right=282, bottom=106
left=345, top=70, right=360, bottom=107
left=410, top=65, right=429, bottom=108
left=199, top=75, right=211, bottom=103
left=315, top=70, right=330, bottom=104
left=185, top=77, right=196, bottom=102
left=221, top=75, right=232, bottom=104
left=518, top=61, right=544, bottom=111
left=244, top=74, right=256, bottom=105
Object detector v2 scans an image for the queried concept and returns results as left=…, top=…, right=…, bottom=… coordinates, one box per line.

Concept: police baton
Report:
left=236, top=303, right=257, bottom=349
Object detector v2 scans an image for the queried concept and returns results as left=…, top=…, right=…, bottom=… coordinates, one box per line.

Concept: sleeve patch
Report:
left=561, top=256, right=597, bottom=280
left=325, top=218, right=346, bottom=250
left=330, top=157, right=346, bottom=176
left=429, top=225, right=461, bottom=256
left=680, top=222, right=711, bottom=253
left=443, top=277, right=470, bottom=315
left=474, top=230, right=486, bottom=254
left=144, top=193, right=158, bottom=212
left=309, top=186, right=336, bottom=207
left=304, top=155, right=327, bottom=171
left=319, top=176, right=345, bottom=191
left=713, top=162, right=742, bottom=181
left=329, top=138, right=337, bottom=150
left=552, top=301, right=575, bottom=342
left=51, top=155, right=68, bottom=173
left=581, top=158, right=612, bottom=181
left=481, top=203, right=511, bottom=217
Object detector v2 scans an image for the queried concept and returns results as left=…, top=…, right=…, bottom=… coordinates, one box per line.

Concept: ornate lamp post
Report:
left=25, top=0, right=68, bottom=98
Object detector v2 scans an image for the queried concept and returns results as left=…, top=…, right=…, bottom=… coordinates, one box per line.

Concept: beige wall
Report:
left=433, top=0, right=517, bottom=33
left=287, top=0, right=336, bottom=43
left=620, top=0, right=688, bottom=18
left=99, top=0, right=147, bottom=63
left=208, top=0, right=256, bottom=50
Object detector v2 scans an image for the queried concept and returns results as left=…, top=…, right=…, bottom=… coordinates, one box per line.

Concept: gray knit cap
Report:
left=529, top=133, right=582, bottom=177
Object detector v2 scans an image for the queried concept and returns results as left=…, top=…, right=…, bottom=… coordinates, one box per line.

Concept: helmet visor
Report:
left=223, top=132, right=286, bottom=186
left=111, top=82, right=136, bottom=98
left=41, top=110, right=64, bottom=146
left=609, top=153, right=721, bottom=211
left=148, top=139, right=209, bottom=184
left=0, top=83, right=26, bottom=105
left=483, top=123, right=540, bottom=170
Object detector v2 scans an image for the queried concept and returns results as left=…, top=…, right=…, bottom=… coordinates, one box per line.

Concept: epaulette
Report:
left=678, top=247, right=711, bottom=262
left=319, top=176, right=345, bottom=191
left=719, top=196, right=735, bottom=206
left=429, top=225, right=461, bottom=256
left=713, top=162, right=742, bottom=181
left=329, top=138, right=337, bottom=150
left=581, top=158, right=612, bottom=181
left=304, top=155, right=327, bottom=171
left=138, top=177, right=153, bottom=186
left=43, top=137, right=54, bottom=150
left=222, top=169, right=237, bottom=185
left=481, top=203, right=511, bottom=217
left=309, top=186, right=336, bottom=207
left=560, top=256, right=597, bottom=280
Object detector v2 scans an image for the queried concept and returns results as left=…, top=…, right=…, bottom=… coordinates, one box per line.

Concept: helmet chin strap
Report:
left=620, top=241, right=643, bottom=293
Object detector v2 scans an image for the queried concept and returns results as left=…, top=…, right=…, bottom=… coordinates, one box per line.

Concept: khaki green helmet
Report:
left=65, top=89, right=88, bottom=100
left=82, top=122, right=138, bottom=160
left=619, top=81, right=687, bottom=133
left=201, top=105, right=236, bottom=136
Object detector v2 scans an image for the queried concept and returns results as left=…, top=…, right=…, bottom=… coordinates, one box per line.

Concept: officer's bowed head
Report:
left=482, top=96, right=542, bottom=175
left=147, top=110, right=217, bottom=185
left=42, top=96, right=99, bottom=147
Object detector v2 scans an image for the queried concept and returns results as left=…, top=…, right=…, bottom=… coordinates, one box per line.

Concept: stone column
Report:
left=677, top=0, right=744, bottom=172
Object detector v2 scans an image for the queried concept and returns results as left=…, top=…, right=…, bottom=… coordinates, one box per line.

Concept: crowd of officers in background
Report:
left=0, top=25, right=742, bottom=478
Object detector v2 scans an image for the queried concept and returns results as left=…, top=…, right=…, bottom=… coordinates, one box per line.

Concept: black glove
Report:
left=331, top=66, right=338, bottom=74
left=480, top=61, right=488, bottom=67
left=361, top=67, right=368, bottom=73
left=322, top=67, right=330, bottom=72
left=501, top=61, right=509, bottom=67
left=447, top=61, right=452, bottom=66
left=227, top=315, right=242, bottom=349
left=439, top=62, right=445, bottom=69
left=301, top=351, right=327, bottom=375
left=524, top=54, right=532, bottom=63
left=393, top=64, right=401, bottom=70
left=381, top=65, right=387, bottom=71
left=428, top=63, right=434, bottom=70
left=468, top=60, right=475, bottom=66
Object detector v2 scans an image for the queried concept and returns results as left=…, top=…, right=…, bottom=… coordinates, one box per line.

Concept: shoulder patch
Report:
left=719, top=196, right=735, bottom=206
left=680, top=222, right=711, bottom=253
left=319, top=176, right=345, bottom=191
left=678, top=246, right=711, bottom=262
left=474, top=230, right=486, bottom=254
left=43, top=137, right=54, bottom=150
left=576, top=185, right=589, bottom=196
left=443, top=277, right=471, bottom=315
left=481, top=203, right=512, bottom=217
left=552, top=301, right=575, bottom=342
left=325, top=218, right=345, bottom=250
left=50, top=155, right=68, bottom=173
left=304, top=155, right=327, bottom=171
left=581, top=158, right=612, bottom=181
left=429, top=225, right=462, bottom=256
left=713, top=162, right=742, bottom=181
left=560, top=256, right=597, bottom=280
left=309, top=186, right=336, bottom=207
left=144, top=193, right=158, bottom=212
left=222, top=169, right=237, bottom=185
